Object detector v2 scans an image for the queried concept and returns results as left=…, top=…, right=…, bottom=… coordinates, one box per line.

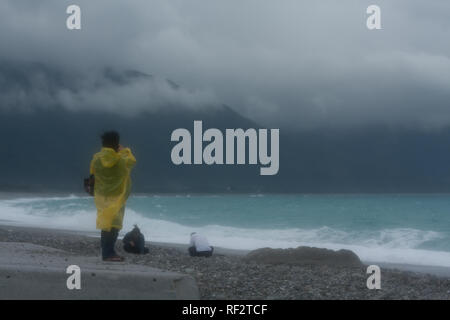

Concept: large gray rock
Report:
left=243, top=246, right=363, bottom=268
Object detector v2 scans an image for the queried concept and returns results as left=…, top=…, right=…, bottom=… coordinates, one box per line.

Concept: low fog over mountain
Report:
left=2, top=62, right=450, bottom=193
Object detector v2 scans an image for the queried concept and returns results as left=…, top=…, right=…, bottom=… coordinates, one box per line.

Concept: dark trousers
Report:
left=101, top=228, right=119, bottom=259
left=188, top=246, right=214, bottom=257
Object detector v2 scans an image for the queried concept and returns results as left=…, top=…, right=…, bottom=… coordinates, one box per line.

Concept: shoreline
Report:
left=1, top=224, right=450, bottom=299
left=1, top=223, right=449, bottom=276
left=2, top=192, right=450, bottom=274
left=0, top=223, right=251, bottom=257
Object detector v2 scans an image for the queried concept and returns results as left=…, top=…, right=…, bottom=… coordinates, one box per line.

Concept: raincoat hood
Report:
left=98, top=147, right=121, bottom=168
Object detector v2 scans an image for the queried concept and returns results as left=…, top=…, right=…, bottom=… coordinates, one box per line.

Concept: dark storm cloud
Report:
left=0, top=0, right=449, bottom=129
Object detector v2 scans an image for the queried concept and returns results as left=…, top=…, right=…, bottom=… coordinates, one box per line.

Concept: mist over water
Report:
left=1, top=193, right=450, bottom=267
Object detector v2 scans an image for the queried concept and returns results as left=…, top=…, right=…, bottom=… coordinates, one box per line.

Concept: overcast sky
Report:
left=0, top=0, right=449, bottom=130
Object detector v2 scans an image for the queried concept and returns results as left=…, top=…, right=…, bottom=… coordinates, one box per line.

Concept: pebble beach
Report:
left=1, top=225, right=450, bottom=300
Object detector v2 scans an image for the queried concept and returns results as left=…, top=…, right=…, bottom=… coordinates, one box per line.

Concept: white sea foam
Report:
left=1, top=196, right=450, bottom=267
left=2, top=194, right=89, bottom=204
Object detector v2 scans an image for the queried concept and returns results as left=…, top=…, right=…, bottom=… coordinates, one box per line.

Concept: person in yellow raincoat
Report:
left=90, top=131, right=136, bottom=261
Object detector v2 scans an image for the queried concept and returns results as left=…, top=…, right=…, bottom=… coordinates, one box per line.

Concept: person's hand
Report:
left=118, top=144, right=124, bottom=151
left=130, top=241, right=135, bottom=247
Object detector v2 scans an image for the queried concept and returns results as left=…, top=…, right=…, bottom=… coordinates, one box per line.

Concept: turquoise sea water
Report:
left=1, top=194, right=450, bottom=267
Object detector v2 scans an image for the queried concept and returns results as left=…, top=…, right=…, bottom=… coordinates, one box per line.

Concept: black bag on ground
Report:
left=123, top=225, right=149, bottom=254
left=83, top=174, right=95, bottom=196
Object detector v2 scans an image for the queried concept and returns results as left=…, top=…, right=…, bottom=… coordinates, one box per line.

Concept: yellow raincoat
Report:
left=90, top=147, right=136, bottom=231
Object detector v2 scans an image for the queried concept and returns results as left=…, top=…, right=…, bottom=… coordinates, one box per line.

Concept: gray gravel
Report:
left=1, top=225, right=450, bottom=300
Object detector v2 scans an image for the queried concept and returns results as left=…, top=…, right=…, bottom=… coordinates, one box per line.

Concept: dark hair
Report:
left=132, top=224, right=141, bottom=235
left=101, top=131, right=120, bottom=150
